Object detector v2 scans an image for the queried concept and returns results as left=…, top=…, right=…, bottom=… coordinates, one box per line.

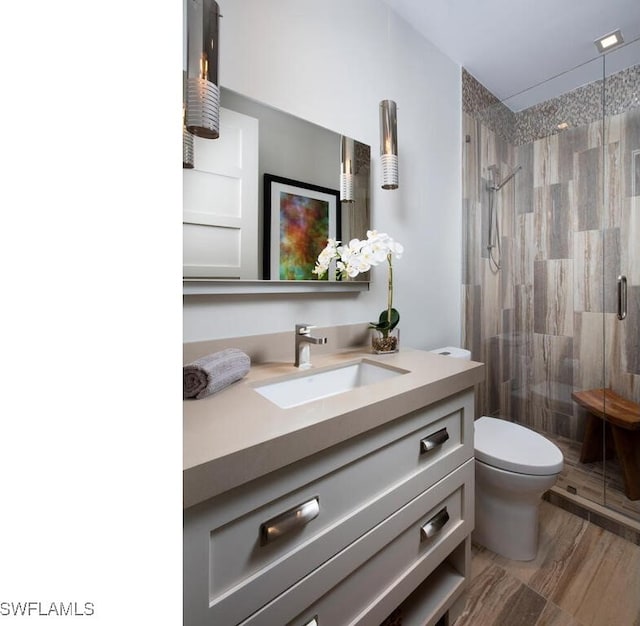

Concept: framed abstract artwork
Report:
left=263, top=174, right=341, bottom=280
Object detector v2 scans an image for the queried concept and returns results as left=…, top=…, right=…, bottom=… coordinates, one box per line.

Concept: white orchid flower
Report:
left=313, top=229, right=403, bottom=337
left=388, top=241, right=404, bottom=258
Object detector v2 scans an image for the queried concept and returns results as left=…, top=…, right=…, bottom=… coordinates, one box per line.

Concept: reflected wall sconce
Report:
left=340, top=135, right=355, bottom=202
left=183, top=72, right=194, bottom=168
left=183, top=108, right=195, bottom=168
left=186, top=0, right=221, bottom=139
left=379, top=99, right=398, bottom=190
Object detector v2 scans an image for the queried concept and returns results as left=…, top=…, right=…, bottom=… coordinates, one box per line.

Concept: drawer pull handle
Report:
left=260, top=497, right=320, bottom=545
left=421, top=507, right=450, bottom=541
left=420, top=427, right=449, bottom=453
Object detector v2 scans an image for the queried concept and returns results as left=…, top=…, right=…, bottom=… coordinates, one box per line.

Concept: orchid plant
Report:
left=313, top=230, right=404, bottom=338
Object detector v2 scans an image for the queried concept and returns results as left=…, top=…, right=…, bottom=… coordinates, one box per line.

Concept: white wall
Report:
left=184, top=0, right=462, bottom=351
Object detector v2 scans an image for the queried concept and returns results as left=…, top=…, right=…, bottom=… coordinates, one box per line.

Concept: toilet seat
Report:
left=474, top=416, right=563, bottom=476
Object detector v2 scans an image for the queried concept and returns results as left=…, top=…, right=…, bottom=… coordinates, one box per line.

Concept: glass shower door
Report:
left=602, top=38, right=640, bottom=519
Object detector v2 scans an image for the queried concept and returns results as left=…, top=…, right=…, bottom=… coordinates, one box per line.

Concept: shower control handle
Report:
left=421, top=507, right=450, bottom=541
left=617, top=275, right=627, bottom=321
left=420, top=427, right=449, bottom=454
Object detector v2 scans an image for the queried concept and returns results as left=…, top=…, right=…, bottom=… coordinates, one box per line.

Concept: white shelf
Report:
left=399, top=559, right=466, bottom=626
left=183, top=279, right=369, bottom=295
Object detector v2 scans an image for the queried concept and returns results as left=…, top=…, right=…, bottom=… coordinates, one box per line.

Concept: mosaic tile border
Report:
left=462, top=68, right=515, bottom=144
left=463, top=64, right=640, bottom=145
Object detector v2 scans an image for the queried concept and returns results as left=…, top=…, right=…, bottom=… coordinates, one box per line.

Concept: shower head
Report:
left=492, top=165, right=522, bottom=191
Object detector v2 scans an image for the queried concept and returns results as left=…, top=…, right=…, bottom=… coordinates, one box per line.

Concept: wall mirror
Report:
left=183, top=88, right=371, bottom=294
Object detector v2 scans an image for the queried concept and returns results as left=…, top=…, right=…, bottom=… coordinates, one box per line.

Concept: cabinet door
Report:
left=183, top=107, right=258, bottom=278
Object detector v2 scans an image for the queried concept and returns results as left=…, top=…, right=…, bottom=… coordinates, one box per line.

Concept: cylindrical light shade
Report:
left=183, top=72, right=194, bottom=168
left=340, top=135, right=355, bottom=202
left=379, top=99, right=398, bottom=189
left=183, top=116, right=194, bottom=169
left=186, top=0, right=220, bottom=139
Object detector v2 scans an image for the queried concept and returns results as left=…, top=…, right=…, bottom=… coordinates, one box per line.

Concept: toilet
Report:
left=474, top=416, right=563, bottom=560
left=431, top=347, right=564, bottom=561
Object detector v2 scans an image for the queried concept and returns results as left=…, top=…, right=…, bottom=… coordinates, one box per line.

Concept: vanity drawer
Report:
left=183, top=390, right=473, bottom=626
left=245, top=459, right=474, bottom=626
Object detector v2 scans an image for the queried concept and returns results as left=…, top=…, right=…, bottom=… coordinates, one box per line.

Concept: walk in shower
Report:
left=462, top=38, right=640, bottom=529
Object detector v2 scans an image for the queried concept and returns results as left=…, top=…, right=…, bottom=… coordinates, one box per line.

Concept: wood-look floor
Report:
left=453, top=501, right=640, bottom=626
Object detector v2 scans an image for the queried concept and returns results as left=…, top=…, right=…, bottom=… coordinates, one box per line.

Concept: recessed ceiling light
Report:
left=595, top=29, right=624, bottom=53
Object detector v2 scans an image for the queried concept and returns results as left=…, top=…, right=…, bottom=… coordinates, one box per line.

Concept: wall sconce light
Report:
left=186, top=0, right=221, bottom=139
left=340, top=135, right=355, bottom=202
left=379, top=99, right=398, bottom=190
left=183, top=72, right=194, bottom=168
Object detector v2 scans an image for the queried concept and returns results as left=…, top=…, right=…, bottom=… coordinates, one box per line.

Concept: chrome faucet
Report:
left=295, top=324, right=327, bottom=369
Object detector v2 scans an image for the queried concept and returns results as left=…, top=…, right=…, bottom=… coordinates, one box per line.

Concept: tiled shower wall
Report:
left=462, top=67, right=640, bottom=443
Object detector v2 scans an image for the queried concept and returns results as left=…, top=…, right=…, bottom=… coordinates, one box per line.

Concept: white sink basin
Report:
left=254, top=360, right=407, bottom=409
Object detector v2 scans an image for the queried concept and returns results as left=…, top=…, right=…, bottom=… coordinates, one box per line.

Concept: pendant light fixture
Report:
left=340, top=135, right=355, bottom=202
left=186, top=0, right=221, bottom=139
left=379, top=99, right=398, bottom=189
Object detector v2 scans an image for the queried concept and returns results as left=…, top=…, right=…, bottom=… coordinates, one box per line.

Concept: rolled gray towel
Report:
left=183, top=348, right=251, bottom=399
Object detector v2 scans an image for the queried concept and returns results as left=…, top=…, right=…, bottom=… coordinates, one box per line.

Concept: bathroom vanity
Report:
left=183, top=341, right=483, bottom=625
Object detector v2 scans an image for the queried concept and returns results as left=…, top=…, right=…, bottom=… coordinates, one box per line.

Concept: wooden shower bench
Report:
left=572, top=388, right=640, bottom=500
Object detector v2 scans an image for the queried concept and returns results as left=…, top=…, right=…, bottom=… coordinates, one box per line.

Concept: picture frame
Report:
left=263, top=174, right=341, bottom=280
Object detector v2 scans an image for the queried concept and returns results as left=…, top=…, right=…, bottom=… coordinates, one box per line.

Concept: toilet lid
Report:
left=474, top=416, right=563, bottom=475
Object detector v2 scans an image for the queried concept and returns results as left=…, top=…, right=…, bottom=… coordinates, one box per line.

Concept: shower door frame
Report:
left=601, top=46, right=640, bottom=517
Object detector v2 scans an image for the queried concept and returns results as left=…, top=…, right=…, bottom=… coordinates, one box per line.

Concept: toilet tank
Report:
left=430, top=347, right=471, bottom=361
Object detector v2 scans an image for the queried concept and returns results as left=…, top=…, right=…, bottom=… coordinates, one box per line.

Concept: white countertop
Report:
left=183, top=347, right=484, bottom=508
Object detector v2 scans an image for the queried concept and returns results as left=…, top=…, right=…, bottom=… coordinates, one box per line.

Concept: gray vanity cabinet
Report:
left=184, top=388, right=475, bottom=625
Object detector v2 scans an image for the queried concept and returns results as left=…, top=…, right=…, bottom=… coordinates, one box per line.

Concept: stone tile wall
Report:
left=462, top=67, right=640, bottom=444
